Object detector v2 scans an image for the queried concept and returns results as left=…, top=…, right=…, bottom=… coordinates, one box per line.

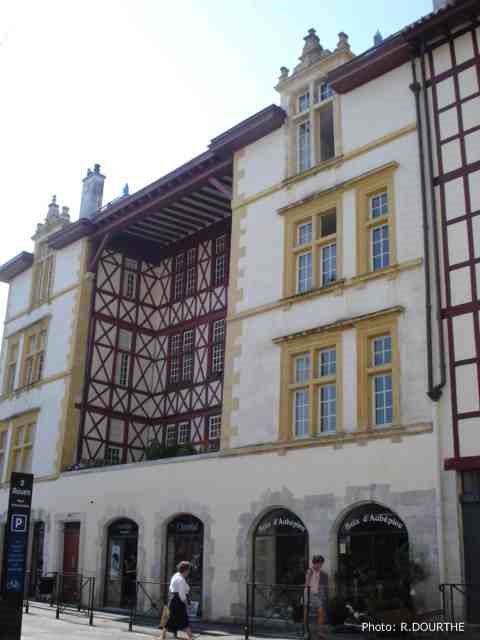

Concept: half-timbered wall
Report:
left=427, top=20, right=480, bottom=462
left=79, top=221, right=230, bottom=464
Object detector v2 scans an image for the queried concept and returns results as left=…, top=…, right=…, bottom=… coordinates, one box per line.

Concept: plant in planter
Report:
left=144, top=440, right=197, bottom=461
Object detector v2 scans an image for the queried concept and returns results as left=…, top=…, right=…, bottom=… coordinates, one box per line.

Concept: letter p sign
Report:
left=11, top=514, right=27, bottom=533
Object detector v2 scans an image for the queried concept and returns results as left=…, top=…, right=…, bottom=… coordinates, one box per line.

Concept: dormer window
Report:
left=298, top=92, right=310, bottom=113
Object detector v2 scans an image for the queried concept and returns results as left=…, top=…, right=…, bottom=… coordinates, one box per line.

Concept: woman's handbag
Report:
left=159, top=604, right=170, bottom=629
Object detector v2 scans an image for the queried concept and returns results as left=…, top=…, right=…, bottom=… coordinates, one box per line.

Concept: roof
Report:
left=329, top=0, right=479, bottom=94
left=0, top=252, right=34, bottom=283
left=48, top=104, right=286, bottom=249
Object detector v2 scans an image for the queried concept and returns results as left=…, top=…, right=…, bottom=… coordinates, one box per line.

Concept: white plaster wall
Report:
left=6, top=268, right=31, bottom=320
left=341, top=64, right=416, bottom=153
left=236, top=127, right=286, bottom=199
left=53, top=239, right=83, bottom=293
left=0, top=436, right=438, bottom=618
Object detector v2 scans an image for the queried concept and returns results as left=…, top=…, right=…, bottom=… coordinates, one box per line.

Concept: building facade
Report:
left=0, top=0, right=478, bottom=622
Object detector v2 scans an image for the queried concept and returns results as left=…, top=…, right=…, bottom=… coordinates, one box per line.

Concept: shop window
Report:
left=105, top=519, right=138, bottom=609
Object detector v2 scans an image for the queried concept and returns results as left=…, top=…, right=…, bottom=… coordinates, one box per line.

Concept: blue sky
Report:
left=0, top=0, right=432, bottom=334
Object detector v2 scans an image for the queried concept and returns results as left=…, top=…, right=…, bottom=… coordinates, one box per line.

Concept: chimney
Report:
left=80, top=163, right=105, bottom=218
left=433, top=0, right=452, bottom=10
left=374, top=30, right=383, bottom=46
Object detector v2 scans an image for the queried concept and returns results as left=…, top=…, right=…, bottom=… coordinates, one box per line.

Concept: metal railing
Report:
left=440, top=583, right=480, bottom=624
left=24, top=572, right=95, bottom=626
left=245, top=583, right=310, bottom=639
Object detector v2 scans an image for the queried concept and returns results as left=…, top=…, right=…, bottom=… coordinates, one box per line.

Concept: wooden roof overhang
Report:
left=48, top=104, right=286, bottom=255
left=0, top=251, right=34, bottom=283
left=328, top=0, right=479, bottom=94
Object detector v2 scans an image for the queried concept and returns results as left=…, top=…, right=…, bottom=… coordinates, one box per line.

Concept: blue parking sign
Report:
left=10, top=515, right=27, bottom=533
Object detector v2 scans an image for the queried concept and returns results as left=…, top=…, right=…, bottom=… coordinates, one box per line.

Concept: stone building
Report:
left=0, top=0, right=478, bottom=622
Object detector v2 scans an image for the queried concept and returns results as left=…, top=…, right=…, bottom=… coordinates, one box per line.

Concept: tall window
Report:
left=31, top=243, right=55, bottom=307
left=169, top=329, right=196, bottom=385
left=370, top=192, right=390, bottom=271
left=4, top=339, right=19, bottom=394
left=298, top=121, right=311, bottom=173
left=356, top=169, right=396, bottom=275
left=123, top=258, right=138, bottom=300
left=211, top=319, right=225, bottom=374
left=357, top=315, right=399, bottom=430
left=285, top=339, right=340, bottom=441
left=166, top=424, right=177, bottom=447
left=290, top=206, right=339, bottom=296
left=213, top=235, right=228, bottom=287
left=11, top=421, right=35, bottom=473
left=178, top=421, right=190, bottom=444
left=208, top=415, right=221, bottom=440
left=21, top=321, right=48, bottom=387
left=298, top=92, right=310, bottom=113
left=115, top=329, right=132, bottom=387
left=318, top=102, right=335, bottom=162
left=318, top=82, right=333, bottom=102
left=174, top=253, right=184, bottom=300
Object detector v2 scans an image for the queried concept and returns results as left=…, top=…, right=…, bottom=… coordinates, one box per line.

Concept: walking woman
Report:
left=304, top=555, right=328, bottom=638
left=163, top=561, right=194, bottom=640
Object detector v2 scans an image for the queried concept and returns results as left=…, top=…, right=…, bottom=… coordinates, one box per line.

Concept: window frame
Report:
left=356, top=314, right=400, bottom=430
left=297, top=119, right=312, bottom=173
left=30, top=242, right=55, bottom=308
left=211, top=318, right=226, bottom=376
left=5, top=411, right=38, bottom=479
left=280, top=332, right=342, bottom=442
left=356, top=168, right=397, bottom=276
left=283, top=193, right=342, bottom=298
left=19, top=319, right=49, bottom=389
left=3, top=337, right=20, bottom=395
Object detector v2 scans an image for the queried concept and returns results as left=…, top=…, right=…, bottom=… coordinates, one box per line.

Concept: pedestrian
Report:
left=304, top=555, right=328, bottom=637
left=162, top=561, right=194, bottom=640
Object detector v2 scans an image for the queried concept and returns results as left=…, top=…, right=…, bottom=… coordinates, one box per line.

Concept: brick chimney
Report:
left=80, top=163, right=105, bottom=218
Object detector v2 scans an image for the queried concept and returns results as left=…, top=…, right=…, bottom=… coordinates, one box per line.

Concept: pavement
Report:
left=18, top=605, right=480, bottom=639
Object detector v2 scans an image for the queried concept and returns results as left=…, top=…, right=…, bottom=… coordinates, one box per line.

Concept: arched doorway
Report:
left=104, top=518, right=138, bottom=609
left=337, top=503, right=409, bottom=606
left=166, top=515, right=204, bottom=618
left=253, top=508, right=308, bottom=586
left=29, top=521, right=45, bottom=597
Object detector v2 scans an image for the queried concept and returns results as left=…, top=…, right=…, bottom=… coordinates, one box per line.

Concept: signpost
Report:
left=0, top=472, right=34, bottom=640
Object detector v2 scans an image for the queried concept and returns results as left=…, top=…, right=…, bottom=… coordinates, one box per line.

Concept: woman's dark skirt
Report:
left=166, top=593, right=189, bottom=631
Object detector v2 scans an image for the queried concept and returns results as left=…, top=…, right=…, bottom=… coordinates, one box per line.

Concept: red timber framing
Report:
left=424, top=18, right=480, bottom=470
left=47, top=104, right=287, bottom=466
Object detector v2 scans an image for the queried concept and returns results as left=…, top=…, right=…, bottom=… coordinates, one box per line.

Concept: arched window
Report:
left=104, top=518, right=138, bottom=609
left=337, top=503, right=409, bottom=605
left=166, top=515, right=204, bottom=618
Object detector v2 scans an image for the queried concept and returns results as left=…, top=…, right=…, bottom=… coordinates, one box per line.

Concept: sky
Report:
left=0, top=0, right=433, bottom=337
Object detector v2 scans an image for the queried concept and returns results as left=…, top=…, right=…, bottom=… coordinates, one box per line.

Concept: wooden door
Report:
left=62, top=523, right=80, bottom=602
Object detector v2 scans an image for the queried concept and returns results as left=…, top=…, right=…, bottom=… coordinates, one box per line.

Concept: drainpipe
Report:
left=409, top=45, right=447, bottom=587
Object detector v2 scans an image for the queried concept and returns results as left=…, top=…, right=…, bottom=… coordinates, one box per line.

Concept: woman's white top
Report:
left=169, top=572, right=190, bottom=603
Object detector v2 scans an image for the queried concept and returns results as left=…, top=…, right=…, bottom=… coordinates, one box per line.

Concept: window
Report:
left=208, top=415, right=221, bottom=440
left=298, top=92, right=310, bottom=113
left=211, top=319, right=225, bottom=374
left=173, top=253, right=185, bottom=300
left=109, top=418, right=124, bottom=443
left=185, top=267, right=196, bottom=297
left=123, top=258, right=138, bottom=299
left=21, top=320, right=48, bottom=387
left=357, top=314, right=400, bottom=430
left=166, top=424, right=177, bottom=447
left=298, top=121, right=311, bottom=173
left=178, top=422, right=190, bottom=444
left=170, top=329, right=196, bottom=385
left=318, top=102, right=334, bottom=162
left=11, top=421, right=35, bottom=473
left=187, top=248, right=196, bottom=266
left=319, top=82, right=333, bottom=101
left=287, top=200, right=340, bottom=297
left=4, top=339, right=19, bottom=394
left=115, top=329, right=132, bottom=387
left=0, top=428, right=7, bottom=482
left=281, top=335, right=341, bottom=441
left=31, top=242, right=55, bottom=307
left=356, top=168, right=396, bottom=275
left=297, top=252, right=313, bottom=293
left=213, top=235, right=228, bottom=287
left=105, top=446, right=122, bottom=465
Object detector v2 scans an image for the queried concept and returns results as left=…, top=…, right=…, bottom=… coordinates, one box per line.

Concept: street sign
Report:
left=0, top=472, right=34, bottom=640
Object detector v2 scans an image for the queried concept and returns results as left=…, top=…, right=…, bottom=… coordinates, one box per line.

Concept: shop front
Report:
left=104, top=518, right=138, bottom=609
left=166, top=515, right=204, bottom=617
left=337, top=503, right=409, bottom=607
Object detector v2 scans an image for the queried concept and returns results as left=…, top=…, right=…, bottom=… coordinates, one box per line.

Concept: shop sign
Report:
left=169, top=516, right=202, bottom=535
left=257, top=511, right=307, bottom=536
left=340, top=507, right=405, bottom=534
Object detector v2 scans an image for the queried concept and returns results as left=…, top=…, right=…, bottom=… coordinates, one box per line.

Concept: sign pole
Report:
left=0, top=472, right=34, bottom=640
